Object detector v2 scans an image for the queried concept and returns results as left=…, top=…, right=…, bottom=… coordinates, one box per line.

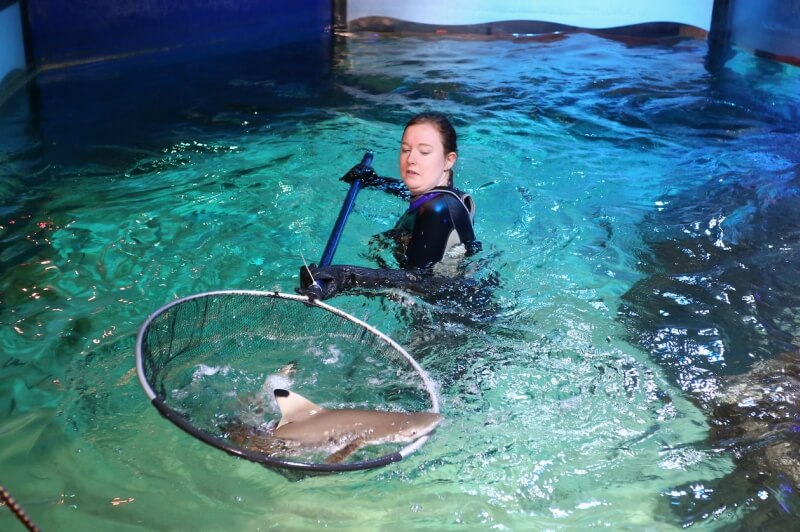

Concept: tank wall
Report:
left=346, top=0, right=714, bottom=31
left=730, top=0, right=800, bottom=64
left=0, top=2, right=25, bottom=83
left=23, top=0, right=332, bottom=69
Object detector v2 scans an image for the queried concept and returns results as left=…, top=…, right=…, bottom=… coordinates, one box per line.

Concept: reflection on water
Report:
left=1, top=32, right=799, bottom=530
left=620, top=95, right=800, bottom=527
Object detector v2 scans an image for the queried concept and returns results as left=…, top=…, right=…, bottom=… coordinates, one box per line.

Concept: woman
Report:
left=299, top=112, right=478, bottom=300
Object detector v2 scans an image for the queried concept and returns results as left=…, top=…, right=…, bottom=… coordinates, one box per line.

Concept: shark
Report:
left=235, top=362, right=297, bottom=426
left=226, top=388, right=442, bottom=464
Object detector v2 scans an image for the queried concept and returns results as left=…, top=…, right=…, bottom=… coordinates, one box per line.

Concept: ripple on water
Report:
left=1, top=32, right=799, bottom=530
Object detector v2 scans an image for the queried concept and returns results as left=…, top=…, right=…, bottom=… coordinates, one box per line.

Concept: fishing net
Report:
left=135, top=290, right=439, bottom=473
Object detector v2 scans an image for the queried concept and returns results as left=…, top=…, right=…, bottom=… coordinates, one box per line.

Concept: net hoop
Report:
left=135, top=290, right=440, bottom=473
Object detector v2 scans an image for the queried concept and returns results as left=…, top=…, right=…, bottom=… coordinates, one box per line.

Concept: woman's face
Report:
left=399, top=123, right=457, bottom=196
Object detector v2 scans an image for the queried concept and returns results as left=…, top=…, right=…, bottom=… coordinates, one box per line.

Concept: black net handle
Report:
left=306, top=152, right=374, bottom=299
left=319, top=152, right=374, bottom=267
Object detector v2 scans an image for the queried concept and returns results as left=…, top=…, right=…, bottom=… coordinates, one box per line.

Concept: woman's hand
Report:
left=297, top=264, right=345, bottom=300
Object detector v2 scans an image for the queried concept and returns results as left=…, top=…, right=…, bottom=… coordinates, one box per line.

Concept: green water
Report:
left=2, top=32, right=799, bottom=529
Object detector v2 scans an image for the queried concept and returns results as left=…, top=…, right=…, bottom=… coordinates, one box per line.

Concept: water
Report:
left=1, top=32, right=799, bottom=530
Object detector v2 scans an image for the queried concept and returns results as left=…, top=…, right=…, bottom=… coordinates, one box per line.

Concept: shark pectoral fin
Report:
left=325, top=440, right=364, bottom=464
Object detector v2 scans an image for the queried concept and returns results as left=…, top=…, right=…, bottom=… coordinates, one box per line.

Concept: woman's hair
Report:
left=404, top=112, right=458, bottom=184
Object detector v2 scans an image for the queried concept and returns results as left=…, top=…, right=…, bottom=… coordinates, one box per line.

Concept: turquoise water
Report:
left=1, top=32, right=799, bottom=530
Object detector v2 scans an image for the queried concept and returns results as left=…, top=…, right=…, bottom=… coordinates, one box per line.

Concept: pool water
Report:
left=1, top=32, right=799, bottom=530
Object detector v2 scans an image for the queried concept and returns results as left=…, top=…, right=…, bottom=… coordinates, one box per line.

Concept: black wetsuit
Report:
left=299, top=185, right=478, bottom=299
left=392, top=186, right=477, bottom=269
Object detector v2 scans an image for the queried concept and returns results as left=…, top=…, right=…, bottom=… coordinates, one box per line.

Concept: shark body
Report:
left=227, top=388, right=442, bottom=464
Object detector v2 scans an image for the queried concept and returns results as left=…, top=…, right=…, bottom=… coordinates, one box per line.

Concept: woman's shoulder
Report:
left=431, top=186, right=476, bottom=220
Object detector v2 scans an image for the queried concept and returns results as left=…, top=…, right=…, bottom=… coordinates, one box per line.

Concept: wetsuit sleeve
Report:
left=299, top=264, right=434, bottom=299
left=404, top=194, right=475, bottom=269
left=371, top=177, right=410, bottom=199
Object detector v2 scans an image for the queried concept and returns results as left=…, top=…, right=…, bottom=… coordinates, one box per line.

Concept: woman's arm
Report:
left=298, top=264, right=431, bottom=300
left=341, top=170, right=410, bottom=199
left=371, top=177, right=410, bottom=199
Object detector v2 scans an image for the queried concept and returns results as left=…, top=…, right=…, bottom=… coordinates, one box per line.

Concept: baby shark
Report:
left=227, top=388, right=442, bottom=464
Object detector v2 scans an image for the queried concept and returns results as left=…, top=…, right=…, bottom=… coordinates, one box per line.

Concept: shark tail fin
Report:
left=274, top=389, right=325, bottom=429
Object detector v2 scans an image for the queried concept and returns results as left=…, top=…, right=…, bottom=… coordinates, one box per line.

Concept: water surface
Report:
left=1, top=32, right=799, bottom=530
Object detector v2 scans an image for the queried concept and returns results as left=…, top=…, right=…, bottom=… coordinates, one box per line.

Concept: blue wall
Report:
left=730, top=0, right=800, bottom=65
left=24, top=0, right=332, bottom=69
left=17, top=1, right=800, bottom=72
left=0, top=2, right=25, bottom=83
left=9, top=1, right=334, bottom=166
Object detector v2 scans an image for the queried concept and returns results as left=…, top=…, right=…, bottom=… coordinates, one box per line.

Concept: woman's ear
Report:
left=445, top=151, right=457, bottom=170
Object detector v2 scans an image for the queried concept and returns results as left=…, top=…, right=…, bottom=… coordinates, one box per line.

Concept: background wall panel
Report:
left=346, top=0, right=714, bottom=31
left=24, top=0, right=332, bottom=69
left=0, top=3, right=25, bottom=82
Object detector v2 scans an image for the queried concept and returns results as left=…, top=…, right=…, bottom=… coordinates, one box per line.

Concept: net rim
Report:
left=135, top=290, right=440, bottom=473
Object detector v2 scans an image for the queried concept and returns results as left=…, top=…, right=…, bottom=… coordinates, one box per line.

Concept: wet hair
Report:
left=404, top=112, right=458, bottom=184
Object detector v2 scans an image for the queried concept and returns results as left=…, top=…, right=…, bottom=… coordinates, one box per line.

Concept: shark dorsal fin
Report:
left=274, top=389, right=325, bottom=429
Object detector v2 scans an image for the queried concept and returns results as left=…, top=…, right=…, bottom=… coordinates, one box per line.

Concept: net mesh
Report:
left=136, top=291, right=436, bottom=469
